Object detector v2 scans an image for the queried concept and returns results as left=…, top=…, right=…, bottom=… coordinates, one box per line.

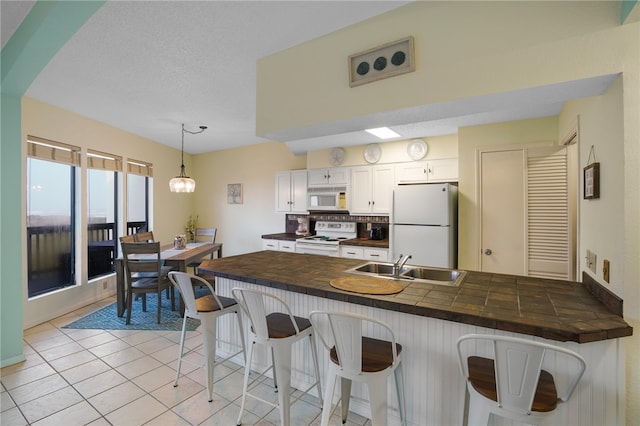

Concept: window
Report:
left=87, top=150, right=122, bottom=280
left=26, top=136, right=80, bottom=298
left=126, top=159, right=153, bottom=237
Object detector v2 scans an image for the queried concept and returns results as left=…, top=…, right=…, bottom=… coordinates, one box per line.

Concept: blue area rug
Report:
left=63, top=289, right=209, bottom=331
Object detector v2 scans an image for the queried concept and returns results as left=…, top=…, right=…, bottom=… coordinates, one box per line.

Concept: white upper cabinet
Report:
left=275, top=170, right=307, bottom=213
left=308, top=168, right=349, bottom=187
left=350, top=165, right=395, bottom=214
left=395, top=158, right=458, bottom=184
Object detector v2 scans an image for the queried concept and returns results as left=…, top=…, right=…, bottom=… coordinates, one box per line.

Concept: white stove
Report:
left=296, top=221, right=357, bottom=257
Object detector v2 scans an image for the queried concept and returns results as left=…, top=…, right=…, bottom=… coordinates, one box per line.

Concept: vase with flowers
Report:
left=185, top=215, right=198, bottom=242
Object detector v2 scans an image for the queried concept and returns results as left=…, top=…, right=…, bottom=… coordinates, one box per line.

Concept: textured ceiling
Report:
left=3, top=1, right=617, bottom=155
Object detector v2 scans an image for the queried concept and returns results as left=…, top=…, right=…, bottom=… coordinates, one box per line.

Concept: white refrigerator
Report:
left=391, top=183, right=458, bottom=268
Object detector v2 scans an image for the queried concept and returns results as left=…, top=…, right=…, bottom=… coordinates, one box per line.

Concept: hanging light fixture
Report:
left=169, top=123, right=207, bottom=193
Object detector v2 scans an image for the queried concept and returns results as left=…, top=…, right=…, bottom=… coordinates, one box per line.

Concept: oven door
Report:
left=295, top=243, right=340, bottom=257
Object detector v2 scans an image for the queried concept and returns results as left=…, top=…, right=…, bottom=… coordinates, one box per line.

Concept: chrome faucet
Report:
left=392, top=254, right=412, bottom=278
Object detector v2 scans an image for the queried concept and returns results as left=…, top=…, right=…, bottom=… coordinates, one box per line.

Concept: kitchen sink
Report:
left=345, top=262, right=467, bottom=287
left=351, top=262, right=410, bottom=276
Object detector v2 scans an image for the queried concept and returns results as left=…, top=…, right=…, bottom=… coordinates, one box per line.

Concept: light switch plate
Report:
left=587, top=250, right=597, bottom=273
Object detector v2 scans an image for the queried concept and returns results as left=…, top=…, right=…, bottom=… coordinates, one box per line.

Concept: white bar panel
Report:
left=215, top=277, right=622, bottom=426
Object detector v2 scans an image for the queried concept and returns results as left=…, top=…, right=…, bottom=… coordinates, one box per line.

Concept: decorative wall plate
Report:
left=364, top=143, right=382, bottom=164
left=329, top=147, right=345, bottom=166
left=407, top=139, right=428, bottom=161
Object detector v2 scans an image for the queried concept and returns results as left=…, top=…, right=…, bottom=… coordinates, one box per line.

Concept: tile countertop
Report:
left=199, top=251, right=632, bottom=344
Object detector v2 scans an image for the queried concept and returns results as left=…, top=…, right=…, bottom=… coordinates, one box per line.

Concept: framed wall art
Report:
left=227, top=183, right=243, bottom=204
left=583, top=162, right=600, bottom=199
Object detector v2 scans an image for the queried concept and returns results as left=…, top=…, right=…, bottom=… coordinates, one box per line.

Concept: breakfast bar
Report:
left=199, top=250, right=632, bottom=426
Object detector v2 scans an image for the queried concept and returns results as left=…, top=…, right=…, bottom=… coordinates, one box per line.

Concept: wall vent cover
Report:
left=348, top=36, right=415, bottom=87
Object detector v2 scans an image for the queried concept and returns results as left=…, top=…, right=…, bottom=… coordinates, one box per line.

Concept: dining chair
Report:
left=134, top=230, right=155, bottom=242
left=456, top=334, right=586, bottom=426
left=121, top=241, right=174, bottom=324
left=168, top=272, right=246, bottom=402
left=189, top=227, right=218, bottom=287
left=232, top=287, right=322, bottom=426
left=309, top=311, right=406, bottom=426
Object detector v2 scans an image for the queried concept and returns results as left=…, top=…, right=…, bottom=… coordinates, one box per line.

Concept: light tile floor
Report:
left=1, top=296, right=371, bottom=425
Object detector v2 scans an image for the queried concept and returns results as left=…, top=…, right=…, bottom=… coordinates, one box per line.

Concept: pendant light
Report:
left=169, top=123, right=207, bottom=192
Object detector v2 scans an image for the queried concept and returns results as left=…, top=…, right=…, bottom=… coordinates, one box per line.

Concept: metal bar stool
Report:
left=169, top=272, right=246, bottom=402
left=232, top=287, right=323, bottom=426
left=456, top=334, right=586, bottom=426
left=309, top=311, right=406, bottom=426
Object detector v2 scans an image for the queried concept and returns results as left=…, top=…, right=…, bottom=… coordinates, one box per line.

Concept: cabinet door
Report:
left=364, top=248, right=388, bottom=262
left=340, top=246, right=364, bottom=259
left=350, top=167, right=373, bottom=214
left=371, top=165, right=395, bottom=214
left=290, top=171, right=308, bottom=213
left=396, top=161, right=429, bottom=184
left=262, top=239, right=279, bottom=250
left=428, top=158, right=459, bottom=182
left=327, top=167, right=349, bottom=185
left=275, top=172, right=292, bottom=212
left=308, top=169, right=329, bottom=186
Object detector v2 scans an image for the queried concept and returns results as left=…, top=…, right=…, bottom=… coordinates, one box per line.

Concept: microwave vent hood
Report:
left=307, top=186, right=347, bottom=193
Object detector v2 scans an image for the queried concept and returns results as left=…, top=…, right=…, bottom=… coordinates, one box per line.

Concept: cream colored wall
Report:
left=306, top=134, right=457, bottom=169
left=457, top=117, right=559, bottom=271
left=21, top=97, right=191, bottom=327
left=192, top=142, right=306, bottom=256
left=257, top=1, right=620, bottom=136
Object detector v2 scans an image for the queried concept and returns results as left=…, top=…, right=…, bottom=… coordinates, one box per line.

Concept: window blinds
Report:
left=127, top=158, right=153, bottom=177
left=27, top=136, right=81, bottom=166
left=87, top=149, right=123, bottom=172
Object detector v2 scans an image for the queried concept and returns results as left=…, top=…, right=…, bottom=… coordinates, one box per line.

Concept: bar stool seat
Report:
left=232, top=287, right=322, bottom=426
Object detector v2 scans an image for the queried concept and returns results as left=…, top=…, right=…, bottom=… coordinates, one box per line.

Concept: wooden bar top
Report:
left=199, top=250, right=632, bottom=344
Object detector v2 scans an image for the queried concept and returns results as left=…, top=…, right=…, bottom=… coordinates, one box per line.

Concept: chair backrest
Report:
left=195, top=227, right=217, bottom=243
left=134, top=231, right=155, bottom=242
left=168, top=271, right=221, bottom=318
left=456, top=334, right=586, bottom=414
left=309, top=311, right=400, bottom=375
left=121, top=241, right=162, bottom=278
left=231, top=287, right=299, bottom=340
left=119, top=234, right=136, bottom=244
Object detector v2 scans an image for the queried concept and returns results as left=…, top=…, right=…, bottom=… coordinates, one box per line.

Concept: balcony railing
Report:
left=27, top=221, right=146, bottom=297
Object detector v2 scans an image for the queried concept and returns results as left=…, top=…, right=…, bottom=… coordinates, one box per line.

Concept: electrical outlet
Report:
left=603, top=259, right=610, bottom=283
left=366, top=223, right=372, bottom=231
left=586, top=249, right=597, bottom=273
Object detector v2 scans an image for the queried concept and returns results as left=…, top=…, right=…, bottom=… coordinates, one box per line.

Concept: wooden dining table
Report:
left=115, top=242, right=223, bottom=317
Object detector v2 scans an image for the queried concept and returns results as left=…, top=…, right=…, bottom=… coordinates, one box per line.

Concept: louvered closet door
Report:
left=526, top=146, right=570, bottom=280
left=479, top=145, right=571, bottom=279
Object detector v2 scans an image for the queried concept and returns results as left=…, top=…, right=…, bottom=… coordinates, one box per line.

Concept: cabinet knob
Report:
left=484, top=248, right=492, bottom=255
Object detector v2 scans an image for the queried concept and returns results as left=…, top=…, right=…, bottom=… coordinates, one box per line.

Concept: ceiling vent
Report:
left=348, top=36, right=415, bottom=87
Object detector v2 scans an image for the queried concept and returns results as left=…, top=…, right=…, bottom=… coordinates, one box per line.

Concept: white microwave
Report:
left=308, top=187, right=347, bottom=211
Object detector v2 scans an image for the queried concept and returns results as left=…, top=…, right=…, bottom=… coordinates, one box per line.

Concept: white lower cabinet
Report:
left=363, top=247, right=389, bottom=262
left=262, top=239, right=296, bottom=252
left=340, top=246, right=364, bottom=259
left=340, top=246, right=388, bottom=261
